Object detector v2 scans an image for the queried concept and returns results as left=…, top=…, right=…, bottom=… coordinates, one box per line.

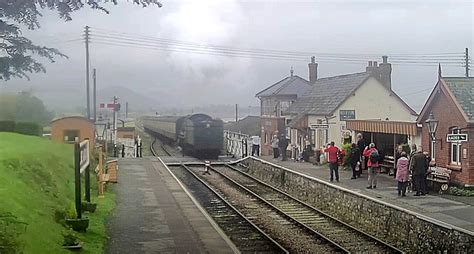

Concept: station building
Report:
left=417, top=75, right=474, bottom=186
left=50, top=116, right=96, bottom=148
left=256, top=56, right=422, bottom=164
left=256, top=62, right=312, bottom=156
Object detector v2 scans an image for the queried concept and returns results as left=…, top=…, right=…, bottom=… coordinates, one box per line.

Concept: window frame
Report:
left=450, top=128, right=461, bottom=166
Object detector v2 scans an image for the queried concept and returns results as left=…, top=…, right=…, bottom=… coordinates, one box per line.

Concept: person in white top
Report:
left=271, top=135, right=279, bottom=158
left=251, top=135, right=261, bottom=156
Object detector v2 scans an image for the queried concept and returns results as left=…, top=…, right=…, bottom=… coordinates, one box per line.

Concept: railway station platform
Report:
left=106, top=157, right=237, bottom=254
left=258, top=156, right=474, bottom=233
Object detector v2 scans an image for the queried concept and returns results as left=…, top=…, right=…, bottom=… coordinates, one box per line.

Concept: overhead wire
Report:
left=87, top=27, right=467, bottom=67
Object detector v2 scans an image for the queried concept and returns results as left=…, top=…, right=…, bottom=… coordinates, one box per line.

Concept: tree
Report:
left=0, top=0, right=162, bottom=81
left=0, top=92, right=54, bottom=126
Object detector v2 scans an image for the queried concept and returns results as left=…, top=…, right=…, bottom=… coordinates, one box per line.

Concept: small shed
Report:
left=50, top=116, right=95, bottom=148
left=117, top=127, right=135, bottom=139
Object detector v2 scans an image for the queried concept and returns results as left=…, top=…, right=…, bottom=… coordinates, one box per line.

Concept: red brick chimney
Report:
left=308, top=56, right=318, bottom=84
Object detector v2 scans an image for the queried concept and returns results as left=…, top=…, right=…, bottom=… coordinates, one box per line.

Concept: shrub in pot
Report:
left=81, top=202, right=97, bottom=213
left=65, top=204, right=89, bottom=232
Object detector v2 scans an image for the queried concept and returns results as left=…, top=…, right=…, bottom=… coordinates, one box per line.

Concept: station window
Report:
left=64, top=129, right=79, bottom=143
left=450, top=128, right=461, bottom=165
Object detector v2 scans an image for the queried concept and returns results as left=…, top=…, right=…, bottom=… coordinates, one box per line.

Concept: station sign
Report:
left=340, top=110, right=356, bottom=121
left=79, top=140, right=90, bottom=173
left=310, top=124, right=329, bottom=129
left=447, top=134, right=468, bottom=142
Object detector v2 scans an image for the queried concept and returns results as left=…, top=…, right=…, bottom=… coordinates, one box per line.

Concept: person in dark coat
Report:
left=410, top=150, right=428, bottom=196
left=278, top=135, right=289, bottom=161
left=350, top=143, right=361, bottom=179
left=356, top=133, right=366, bottom=177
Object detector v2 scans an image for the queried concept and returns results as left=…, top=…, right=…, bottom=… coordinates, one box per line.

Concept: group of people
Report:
left=271, top=134, right=289, bottom=161
left=324, top=135, right=431, bottom=197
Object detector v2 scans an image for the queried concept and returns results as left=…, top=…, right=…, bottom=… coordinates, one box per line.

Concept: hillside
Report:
left=0, top=133, right=114, bottom=253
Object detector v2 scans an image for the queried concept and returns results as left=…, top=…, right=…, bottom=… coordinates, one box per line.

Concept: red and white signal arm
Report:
left=100, top=103, right=120, bottom=111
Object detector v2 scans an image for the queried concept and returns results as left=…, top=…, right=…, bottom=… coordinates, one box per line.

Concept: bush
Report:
left=341, top=143, right=352, bottom=166
left=14, top=122, right=42, bottom=136
left=0, top=121, right=15, bottom=132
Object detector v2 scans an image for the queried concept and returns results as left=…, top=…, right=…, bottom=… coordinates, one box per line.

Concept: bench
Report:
left=380, top=155, right=395, bottom=175
left=427, top=166, right=452, bottom=193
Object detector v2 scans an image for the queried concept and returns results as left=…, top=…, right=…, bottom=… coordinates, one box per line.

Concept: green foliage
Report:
left=341, top=143, right=352, bottom=166
left=62, top=230, right=80, bottom=247
left=14, top=122, right=42, bottom=136
left=0, top=0, right=161, bottom=81
left=0, top=212, right=27, bottom=253
left=0, top=92, right=53, bottom=126
left=0, top=121, right=16, bottom=132
left=67, top=204, right=78, bottom=220
left=448, top=186, right=474, bottom=197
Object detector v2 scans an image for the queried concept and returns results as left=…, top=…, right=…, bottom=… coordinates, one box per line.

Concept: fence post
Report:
left=74, top=142, right=82, bottom=219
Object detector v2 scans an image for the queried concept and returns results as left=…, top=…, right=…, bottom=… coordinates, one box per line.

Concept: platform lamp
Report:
left=425, top=112, right=439, bottom=161
left=425, top=112, right=439, bottom=141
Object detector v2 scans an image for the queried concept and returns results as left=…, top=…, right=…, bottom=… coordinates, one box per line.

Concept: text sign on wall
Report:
left=339, top=110, right=356, bottom=121
left=310, top=124, right=329, bottom=129
left=79, top=140, right=90, bottom=173
left=447, top=134, right=468, bottom=142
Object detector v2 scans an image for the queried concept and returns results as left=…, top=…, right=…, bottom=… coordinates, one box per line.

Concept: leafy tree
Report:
left=0, top=0, right=162, bottom=81
left=0, top=92, right=54, bottom=126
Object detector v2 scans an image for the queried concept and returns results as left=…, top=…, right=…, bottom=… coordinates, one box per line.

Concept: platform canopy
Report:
left=346, top=120, right=419, bottom=136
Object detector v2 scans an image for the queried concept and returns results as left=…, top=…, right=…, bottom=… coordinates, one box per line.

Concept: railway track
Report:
left=150, top=140, right=287, bottom=253
left=169, top=164, right=288, bottom=253
left=209, top=164, right=403, bottom=253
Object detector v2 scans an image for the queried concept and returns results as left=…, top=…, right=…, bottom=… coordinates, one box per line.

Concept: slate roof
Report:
left=224, top=116, right=261, bottom=136
left=443, top=77, right=474, bottom=121
left=286, top=72, right=371, bottom=115
left=256, top=75, right=310, bottom=97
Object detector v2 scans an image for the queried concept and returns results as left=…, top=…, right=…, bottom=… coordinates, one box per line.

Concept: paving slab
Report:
left=256, top=155, right=474, bottom=233
left=106, top=157, right=236, bottom=254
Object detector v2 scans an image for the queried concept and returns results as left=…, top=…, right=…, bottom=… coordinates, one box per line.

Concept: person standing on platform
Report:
left=251, top=135, right=261, bottom=157
left=356, top=133, right=366, bottom=177
left=271, top=135, right=279, bottom=159
left=324, top=142, right=341, bottom=182
left=363, top=143, right=380, bottom=189
left=410, top=149, right=428, bottom=196
left=349, top=143, right=361, bottom=179
left=279, top=134, right=289, bottom=161
left=396, top=152, right=409, bottom=196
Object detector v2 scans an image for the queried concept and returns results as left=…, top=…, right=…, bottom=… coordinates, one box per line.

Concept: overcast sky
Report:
left=1, top=0, right=473, bottom=112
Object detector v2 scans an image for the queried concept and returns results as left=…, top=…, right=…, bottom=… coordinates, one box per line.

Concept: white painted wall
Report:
left=308, top=77, right=417, bottom=148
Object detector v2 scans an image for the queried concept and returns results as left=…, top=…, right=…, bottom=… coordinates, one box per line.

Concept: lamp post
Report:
left=425, top=112, right=439, bottom=159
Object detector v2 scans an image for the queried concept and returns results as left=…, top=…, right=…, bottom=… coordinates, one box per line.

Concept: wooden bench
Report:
left=380, top=155, right=395, bottom=175
left=427, top=166, right=452, bottom=193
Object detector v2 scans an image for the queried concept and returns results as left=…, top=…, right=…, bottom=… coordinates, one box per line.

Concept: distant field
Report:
left=0, top=133, right=114, bottom=253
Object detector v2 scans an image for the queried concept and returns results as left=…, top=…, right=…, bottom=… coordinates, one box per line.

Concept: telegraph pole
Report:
left=465, top=48, right=470, bottom=77
left=235, top=104, right=238, bottom=122
left=85, top=26, right=91, bottom=119
left=93, top=68, right=97, bottom=122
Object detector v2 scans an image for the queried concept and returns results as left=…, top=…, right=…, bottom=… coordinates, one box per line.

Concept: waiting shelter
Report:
left=50, top=116, right=95, bottom=148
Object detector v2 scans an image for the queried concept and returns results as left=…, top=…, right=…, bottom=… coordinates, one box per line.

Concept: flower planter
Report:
left=62, top=243, right=82, bottom=250
left=65, top=218, right=89, bottom=232
left=81, top=202, right=97, bottom=213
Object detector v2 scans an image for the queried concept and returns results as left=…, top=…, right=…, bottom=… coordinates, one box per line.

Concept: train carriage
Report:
left=143, top=114, right=223, bottom=159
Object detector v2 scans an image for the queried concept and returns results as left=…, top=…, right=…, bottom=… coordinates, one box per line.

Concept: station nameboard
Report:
left=310, top=124, right=329, bottom=129
left=340, top=110, right=356, bottom=121
left=447, top=134, right=468, bottom=142
left=79, top=140, right=90, bottom=173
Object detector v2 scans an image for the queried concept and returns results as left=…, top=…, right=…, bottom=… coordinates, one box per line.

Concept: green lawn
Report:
left=0, top=132, right=115, bottom=253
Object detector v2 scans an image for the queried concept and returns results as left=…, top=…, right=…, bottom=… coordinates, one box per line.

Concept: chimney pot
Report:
left=368, top=61, right=373, bottom=67
left=382, top=55, right=388, bottom=63
left=373, top=61, right=378, bottom=67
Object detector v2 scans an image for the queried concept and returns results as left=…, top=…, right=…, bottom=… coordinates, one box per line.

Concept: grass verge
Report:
left=0, top=132, right=115, bottom=253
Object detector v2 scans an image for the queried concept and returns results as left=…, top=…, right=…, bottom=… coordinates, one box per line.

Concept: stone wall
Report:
left=241, top=158, right=474, bottom=253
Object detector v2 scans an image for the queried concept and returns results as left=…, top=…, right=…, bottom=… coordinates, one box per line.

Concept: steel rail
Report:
left=223, top=164, right=404, bottom=253
left=179, top=164, right=289, bottom=254
left=206, top=165, right=350, bottom=253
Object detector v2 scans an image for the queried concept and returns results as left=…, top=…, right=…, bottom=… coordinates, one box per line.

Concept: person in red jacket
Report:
left=324, top=141, right=341, bottom=182
left=363, top=143, right=380, bottom=189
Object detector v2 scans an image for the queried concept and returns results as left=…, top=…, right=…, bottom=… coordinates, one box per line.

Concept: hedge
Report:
left=0, top=121, right=16, bottom=132
left=14, top=122, right=42, bottom=136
